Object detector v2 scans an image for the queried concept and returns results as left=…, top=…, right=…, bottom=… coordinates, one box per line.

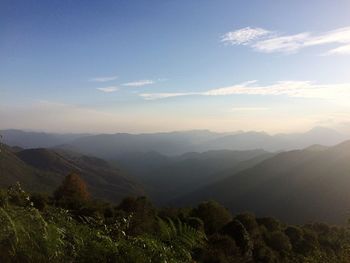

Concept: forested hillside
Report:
left=0, top=144, right=143, bottom=202
left=178, top=140, right=350, bottom=223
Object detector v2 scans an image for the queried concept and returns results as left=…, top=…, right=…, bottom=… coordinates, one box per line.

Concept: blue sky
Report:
left=1, top=0, right=350, bottom=133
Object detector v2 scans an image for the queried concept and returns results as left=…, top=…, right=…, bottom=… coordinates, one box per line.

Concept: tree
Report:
left=257, top=217, right=281, bottom=232
left=221, top=219, right=253, bottom=258
left=266, top=231, right=292, bottom=253
left=54, top=173, right=90, bottom=202
left=285, top=226, right=303, bottom=248
left=191, top=201, right=232, bottom=235
left=198, top=234, right=243, bottom=263
left=235, top=213, right=259, bottom=237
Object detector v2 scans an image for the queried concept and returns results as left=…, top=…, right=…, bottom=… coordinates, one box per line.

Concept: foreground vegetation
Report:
left=1, top=174, right=350, bottom=262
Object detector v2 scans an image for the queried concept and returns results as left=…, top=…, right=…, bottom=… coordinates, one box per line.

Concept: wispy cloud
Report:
left=140, top=92, right=195, bottom=100
left=253, top=33, right=310, bottom=53
left=221, top=26, right=350, bottom=55
left=122, top=79, right=155, bottom=87
left=221, top=27, right=271, bottom=45
left=89, top=76, right=118, bottom=82
left=96, top=86, right=119, bottom=93
left=140, top=80, right=350, bottom=103
left=326, top=44, right=350, bottom=55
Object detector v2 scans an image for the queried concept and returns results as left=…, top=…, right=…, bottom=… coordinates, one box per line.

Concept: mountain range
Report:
left=115, top=149, right=273, bottom=203
left=176, top=141, right=350, bottom=224
left=1, top=127, right=348, bottom=157
left=2, top=127, right=350, bottom=223
left=0, top=129, right=87, bottom=149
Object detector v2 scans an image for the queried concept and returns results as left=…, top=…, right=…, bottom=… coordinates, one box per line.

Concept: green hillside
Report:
left=0, top=145, right=143, bottom=202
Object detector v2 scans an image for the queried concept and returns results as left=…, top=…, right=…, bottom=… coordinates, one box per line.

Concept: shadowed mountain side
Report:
left=0, top=145, right=143, bottom=202
left=115, top=149, right=273, bottom=204
left=175, top=141, right=350, bottom=224
left=0, top=145, right=62, bottom=192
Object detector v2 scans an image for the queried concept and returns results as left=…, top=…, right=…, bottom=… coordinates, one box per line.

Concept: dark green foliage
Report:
left=0, top=186, right=206, bottom=263
left=198, top=234, right=243, bottom=263
left=30, top=193, right=49, bottom=211
left=253, top=243, right=278, bottom=263
left=266, top=231, right=292, bottom=253
left=221, top=219, right=253, bottom=258
left=285, top=226, right=303, bottom=249
left=186, top=216, right=205, bottom=231
left=191, top=200, right=232, bottom=235
left=118, top=196, right=157, bottom=236
left=157, top=217, right=207, bottom=259
left=158, top=206, right=191, bottom=221
left=257, top=217, right=281, bottom=232
left=235, top=212, right=260, bottom=237
left=1, top=183, right=350, bottom=263
left=6, top=182, right=32, bottom=207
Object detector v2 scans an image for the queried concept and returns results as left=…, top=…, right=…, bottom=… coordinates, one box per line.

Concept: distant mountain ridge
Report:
left=115, top=149, right=274, bottom=204
left=176, top=139, right=350, bottom=224
left=1, top=127, right=347, bottom=157
left=0, top=129, right=88, bottom=149
left=199, top=127, right=347, bottom=152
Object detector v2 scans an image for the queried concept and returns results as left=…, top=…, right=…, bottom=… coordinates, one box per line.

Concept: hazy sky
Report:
left=1, top=0, right=350, bottom=134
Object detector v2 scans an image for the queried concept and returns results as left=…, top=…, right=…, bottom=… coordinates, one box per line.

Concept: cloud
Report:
left=326, top=44, right=350, bottom=55
left=253, top=33, right=310, bottom=53
left=140, top=80, right=350, bottom=103
left=140, top=92, right=195, bottom=100
left=221, top=27, right=271, bottom=45
left=222, top=26, right=350, bottom=55
left=122, top=80, right=155, bottom=87
left=96, top=86, right=119, bottom=93
left=89, top=76, right=118, bottom=82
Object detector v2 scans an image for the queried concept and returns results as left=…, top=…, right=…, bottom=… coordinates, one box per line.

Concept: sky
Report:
left=1, top=0, right=350, bottom=134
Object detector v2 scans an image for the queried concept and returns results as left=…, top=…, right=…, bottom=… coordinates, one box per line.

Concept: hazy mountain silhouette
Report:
left=115, top=149, right=273, bottom=203
left=0, top=129, right=87, bottom=149
left=177, top=140, right=350, bottom=223
left=57, top=127, right=347, bottom=158
left=62, top=130, right=226, bottom=158
left=2, top=127, right=347, bottom=157
left=199, top=127, right=347, bottom=152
